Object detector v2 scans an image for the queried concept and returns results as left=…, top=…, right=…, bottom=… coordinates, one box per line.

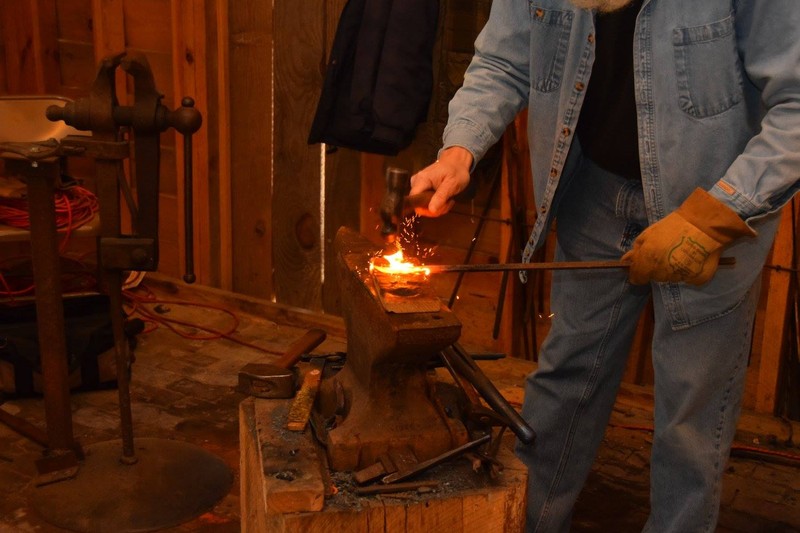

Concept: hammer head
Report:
left=379, top=167, right=411, bottom=244
left=237, top=363, right=298, bottom=399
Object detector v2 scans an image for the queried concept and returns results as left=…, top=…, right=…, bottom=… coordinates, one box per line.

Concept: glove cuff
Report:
left=677, top=188, right=756, bottom=244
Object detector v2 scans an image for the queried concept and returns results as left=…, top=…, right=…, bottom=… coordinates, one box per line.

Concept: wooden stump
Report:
left=240, top=397, right=528, bottom=532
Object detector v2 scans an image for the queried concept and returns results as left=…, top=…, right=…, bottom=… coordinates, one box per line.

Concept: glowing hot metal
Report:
left=369, top=248, right=431, bottom=277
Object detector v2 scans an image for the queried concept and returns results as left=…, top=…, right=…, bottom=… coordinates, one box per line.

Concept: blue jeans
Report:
left=516, top=156, right=760, bottom=532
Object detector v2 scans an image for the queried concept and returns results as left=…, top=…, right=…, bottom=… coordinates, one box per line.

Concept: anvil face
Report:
left=312, top=227, right=468, bottom=471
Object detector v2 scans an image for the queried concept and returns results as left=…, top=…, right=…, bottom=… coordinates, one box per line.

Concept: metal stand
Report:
left=0, top=54, right=231, bottom=531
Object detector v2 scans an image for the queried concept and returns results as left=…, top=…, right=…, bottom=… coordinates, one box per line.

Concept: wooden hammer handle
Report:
left=404, top=190, right=435, bottom=212
left=275, top=328, right=327, bottom=369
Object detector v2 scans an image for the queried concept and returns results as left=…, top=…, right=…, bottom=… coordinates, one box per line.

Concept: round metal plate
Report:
left=30, top=438, right=232, bottom=533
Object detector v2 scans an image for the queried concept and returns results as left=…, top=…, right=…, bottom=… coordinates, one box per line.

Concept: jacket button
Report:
left=540, top=204, right=547, bottom=213
left=562, top=127, right=571, bottom=137
left=588, top=33, right=595, bottom=44
left=535, top=8, right=544, bottom=18
left=575, top=82, right=585, bottom=91
left=550, top=168, right=558, bottom=178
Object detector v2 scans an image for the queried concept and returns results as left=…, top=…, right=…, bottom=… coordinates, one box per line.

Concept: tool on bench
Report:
left=381, top=433, right=491, bottom=484
left=286, top=357, right=325, bottom=432
left=425, top=256, right=736, bottom=274
left=379, top=167, right=433, bottom=246
left=237, top=328, right=327, bottom=399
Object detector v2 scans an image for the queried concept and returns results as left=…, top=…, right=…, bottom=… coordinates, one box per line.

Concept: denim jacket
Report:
left=442, top=0, right=800, bottom=328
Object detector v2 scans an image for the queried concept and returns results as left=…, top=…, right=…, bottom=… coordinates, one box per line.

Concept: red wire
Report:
left=0, top=184, right=99, bottom=298
left=122, top=285, right=285, bottom=356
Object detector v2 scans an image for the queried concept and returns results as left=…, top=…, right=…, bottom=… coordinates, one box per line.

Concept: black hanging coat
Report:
left=308, top=0, right=439, bottom=156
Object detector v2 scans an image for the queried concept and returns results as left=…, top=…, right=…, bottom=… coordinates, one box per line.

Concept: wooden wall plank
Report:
left=209, top=0, right=232, bottom=290
left=57, top=0, right=94, bottom=42
left=754, top=199, right=797, bottom=414
left=92, top=0, right=125, bottom=60
left=34, top=0, right=61, bottom=92
left=228, top=0, right=273, bottom=298
left=1, top=1, right=40, bottom=93
left=123, top=0, right=171, bottom=52
left=321, top=0, right=361, bottom=314
left=272, top=0, right=324, bottom=310
left=0, top=15, right=6, bottom=93
left=171, top=0, right=211, bottom=285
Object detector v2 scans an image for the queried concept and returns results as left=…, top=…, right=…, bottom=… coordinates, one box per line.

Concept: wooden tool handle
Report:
left=275, top=328, right=327, bottom=369
left=404, top=190, right=435, bottom=212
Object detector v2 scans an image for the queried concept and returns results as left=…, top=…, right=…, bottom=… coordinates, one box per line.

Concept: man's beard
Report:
left=570, top=0, right=636, bottom=13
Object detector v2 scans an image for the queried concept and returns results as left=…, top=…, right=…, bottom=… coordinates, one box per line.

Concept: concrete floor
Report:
left=1, top=279, right=798, bottom=532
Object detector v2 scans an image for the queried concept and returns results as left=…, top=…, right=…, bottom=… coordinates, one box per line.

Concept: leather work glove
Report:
left=622, top=188, right=755, bottom=286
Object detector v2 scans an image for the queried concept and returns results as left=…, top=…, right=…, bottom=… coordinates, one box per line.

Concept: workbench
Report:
left=239, top=393, right=528, bottom=533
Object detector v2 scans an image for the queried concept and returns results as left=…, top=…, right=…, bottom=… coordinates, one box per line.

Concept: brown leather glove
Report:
left=622, top=188, right=755, bottom=285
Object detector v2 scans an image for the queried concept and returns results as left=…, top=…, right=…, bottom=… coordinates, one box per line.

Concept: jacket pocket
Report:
left=672, top=13, right=744, bottom=118
left=529, top=4, right=573, bottom=93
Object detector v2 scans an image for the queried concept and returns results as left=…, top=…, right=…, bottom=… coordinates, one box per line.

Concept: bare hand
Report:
left=409, top=147, right=473, bottom=217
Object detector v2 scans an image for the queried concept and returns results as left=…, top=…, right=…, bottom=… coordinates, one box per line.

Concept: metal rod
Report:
left=444, top=343, right=536, bottom=445
left=429, top=257, right=736, bottom=274
left=25, top=160, right=75, bottom=453
left=381, top=434, right=491, bottom=484
left=0, top=401, right=50, bottom=448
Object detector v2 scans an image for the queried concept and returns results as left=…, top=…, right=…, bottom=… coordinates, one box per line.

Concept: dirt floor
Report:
left=1, top=274, right=799, bottom=532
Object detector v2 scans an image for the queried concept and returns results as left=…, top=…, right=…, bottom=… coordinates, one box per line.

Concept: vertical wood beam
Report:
left=754, top=199, right=797, bottom=414
left=171, top=0, right=211, bottom=285
left=321, top=0, right=361, bottom=314
left=34, top=0, right=60, bottom=92
left=1, top=0, right=39, bottom=93
left=500, top=113, right=534, bottom=360
left=212, top=0, right=233, bottom=290
left=228, top=0, right=273, bottom=298
left=272, top=0, right=324, bottom=310
left=360, top=153, right=386, bottom=243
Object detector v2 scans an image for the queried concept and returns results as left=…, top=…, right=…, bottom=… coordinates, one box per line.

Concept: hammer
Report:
left=237, top=328, right=327, bottom=399
left=379, top=167, right=434, bottom=245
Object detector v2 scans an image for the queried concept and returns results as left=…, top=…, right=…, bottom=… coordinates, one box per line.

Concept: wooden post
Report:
left=228, top=0, right=274, bottom=299
left=1, top=0, right=40, bottom=93
left=754, top=199, right=798, bottom=414
left=272, top=0, right=325, bottom=310
left=211, top=0, right=233, bottom=290
left=171, top=0, right=211, bottom=286
left=320, top=1, right=362, bottom=314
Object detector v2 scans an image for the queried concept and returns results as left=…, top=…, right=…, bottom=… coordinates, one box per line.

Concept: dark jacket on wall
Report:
left=308, top=0, right=439, bottom=156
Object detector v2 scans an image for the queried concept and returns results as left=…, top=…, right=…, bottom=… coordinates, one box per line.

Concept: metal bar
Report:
left=24, top=160, right=75, bottom=452
left=355, top=480, right=439, bottom=495
left=381, top=434, right=491, bottom=484
left=0, top=405, right=49, bottom=447
left=429, top=257, right=736, bottom=274
left=95, top=155, right=136, bottom=464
